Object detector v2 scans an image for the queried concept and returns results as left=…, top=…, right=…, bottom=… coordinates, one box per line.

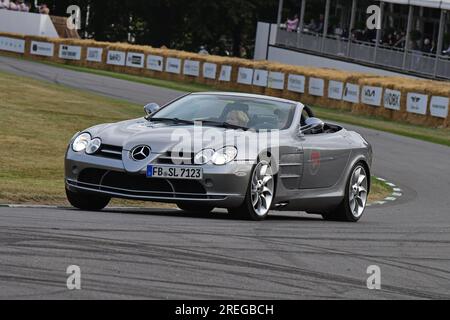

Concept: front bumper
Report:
left=65, top=149, right=253, bottom=208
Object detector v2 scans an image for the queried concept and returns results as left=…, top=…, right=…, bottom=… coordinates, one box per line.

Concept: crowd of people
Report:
left=284, top=13, right=445, bottom=56
left=0, top=0, right=50, bottom=14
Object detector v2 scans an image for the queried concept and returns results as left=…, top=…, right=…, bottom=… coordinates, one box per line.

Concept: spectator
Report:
left=314, top=14, right=324, bottom=33
left=198, top=46, right=209, bottom=55
left=0, top=0, right=8, bottom=10
left=9, top=0, right=19, bottom=10
left=39, top=3, right=49, bottom=14
left=18, top=0, right=29, bottom=11
left=305, top=19, right=317, bottom=32
left=422, top=38, right=434, bottom=54
left=286, top=14, right=299, bottom=32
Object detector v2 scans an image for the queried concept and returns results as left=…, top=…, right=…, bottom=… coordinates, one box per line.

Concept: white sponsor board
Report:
left=126, top=52, right=145, bottom=68
left=183, top=60, right=200, bottom=76
left=267, top=72, right=284, bottom=90
left=0, top=36, right=25, bottom=53
left=237, top=67, right=254, bottom=85
left=165, top=57, right=181, bottom=74
left=219, top=65, right=232, bottom=82
left=430, top=96, right=449, bottom=118
left=253, top=69, right=268, bottom=87
left=361, top=86, right=383, bottom=106
left=328, top=80, right=344, bottom=100
left=107, top=50, right=126, bottom=66
left=407, top=93, right=428, bottom=115
left=30, top=41, right=54, bottom=57
left=384, top=89, right=401, bottom=110
left=59, top=45, right=81, bottom=60
left=147, top=55, right=164, bottom=71
left=343, top=83, right=360, bottom=103
left=203, top=62, right=217, bottom=79
left=86, top=47, right=103, bottom=62
left=287, top=74, right=306, bottom=93
left=308, top=78, right=324, bottom=97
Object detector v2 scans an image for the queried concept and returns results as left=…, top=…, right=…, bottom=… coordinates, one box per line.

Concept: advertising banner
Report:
left=308, top=78, right=324, bottom=97
left=126, top=52, right=145, bottom=68
left=203, top=62, right=217, bottom=79
left=407, top=93, right=428, bottom=115
left=30, top=41, right=54, bottom=57
left=59, top=45, right=81, bottom=60
left=253, top=69, right=268, bottom=87
left=147, top=55, right=164, bottom=71
left=86, top=47, right=103, bottom=62
left=0, top=36, right=25, bottom=53
left=361, top=86, right=383, bottom=106
left=183, top=60, right=200, bottom=76
left=430, top=96, right=449, bottom=118
left=343, top=83, right=360, bottom=103
left=384, top=89, right=402, bottom=111
left=166, top=57, right=181, bottom=74
left=268, top=72, right=285, bottom=90
left=237, top=67, right=254, bottom=85
left=106, top=50, right=126, bottom=66
left=328, top=80, right=344, bottom=100
left=287, top=74, right=306, bottom=93
left=219, top=65, right=232, bottom=82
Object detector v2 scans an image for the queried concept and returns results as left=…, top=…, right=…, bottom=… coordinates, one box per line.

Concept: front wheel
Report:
left=229, top=160, right=275, bottom=221
left=322, top=163, right=369, bottom=222
left=66, top=188, right=111, bottom=211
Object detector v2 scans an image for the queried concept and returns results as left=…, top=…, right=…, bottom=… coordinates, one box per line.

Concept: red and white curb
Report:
left=366, top=177, right=403, bottom=207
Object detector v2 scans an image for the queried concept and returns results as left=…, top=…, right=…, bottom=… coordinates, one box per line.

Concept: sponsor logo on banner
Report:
left=59, top=45, right=81, bottom=60
left=384, top=89, right=401, bottom=110
left=107, top=50, right=126, bottom=66
left=328, top=80, right=344, bottom=100
left=430, top=96, right=449, bottom=118
left=237, top=67, right=254, bottom=85
left=183, top=60, right=200, bottom=76
left=309, top=78, right=324, bottom=97
left=343, top=83, right=360, bottom=103
left=30, top=41, right=54, bottom=57
left=203, top=63, right=217, bottom=79
left=407, top=93, right=428, bottom=115
left=86, top=47, right=103, bottom=62
left=268, top=72, right=285, bottom=90
left=166, top=57, right=181, bottom=74
left=362, top=86, right=383, bottom=106
left=219, top=65, right=232, bottom=82
left=147, top=55, right=163, bottom=71
left=126, top=52, right=144, bottom=68
left=287, top=74, right=305, bottom=93
left=253, top=69, right=268, bottom=87
left=0, top=37, right=25, bottom=53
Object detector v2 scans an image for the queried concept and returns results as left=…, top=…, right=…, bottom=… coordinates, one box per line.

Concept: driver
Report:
left=226, top=110, right=249, bottom=127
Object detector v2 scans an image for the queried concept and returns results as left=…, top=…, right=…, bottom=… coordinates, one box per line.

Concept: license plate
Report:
left=147, top=165, right=203, bottom=179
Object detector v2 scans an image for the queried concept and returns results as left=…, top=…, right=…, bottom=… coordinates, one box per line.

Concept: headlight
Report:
left=211, top=146, right=238, bottom=165
left=72, top=132, right=91, bottom=152
left=194, top=148, right=214, bottom=165
left=86, top=138, right=102, bottom=154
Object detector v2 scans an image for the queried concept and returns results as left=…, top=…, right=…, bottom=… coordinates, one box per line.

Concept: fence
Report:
left=0, top=31, right=448, bottom=128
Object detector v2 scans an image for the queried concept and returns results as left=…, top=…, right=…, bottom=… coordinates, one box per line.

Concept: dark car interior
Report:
left=301, top=105, right=342, bottom=135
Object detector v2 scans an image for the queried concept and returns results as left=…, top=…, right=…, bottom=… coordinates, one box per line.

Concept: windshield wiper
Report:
left=148, top=117, right=195, bottom=125
left=195, top=120, right=249, bottom=131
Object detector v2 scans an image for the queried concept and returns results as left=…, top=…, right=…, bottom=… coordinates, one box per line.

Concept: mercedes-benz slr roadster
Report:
left=65, top=92, right=372, bottom=221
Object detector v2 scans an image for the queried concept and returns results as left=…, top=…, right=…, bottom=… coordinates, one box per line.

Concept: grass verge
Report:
left=0, top=70, right=392, bottom=206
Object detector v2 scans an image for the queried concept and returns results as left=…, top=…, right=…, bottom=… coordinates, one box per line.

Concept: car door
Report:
left=299, top=130, right=352, bottom=189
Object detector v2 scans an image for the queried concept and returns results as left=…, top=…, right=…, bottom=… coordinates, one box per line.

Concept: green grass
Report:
left=34, top=58, right=450, bottom=147
left=0, top=70, right=392, bottom=205
left=369, top=177, right=393, bottom=203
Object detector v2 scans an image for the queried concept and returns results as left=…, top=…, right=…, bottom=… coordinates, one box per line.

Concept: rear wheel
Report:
left=177, top=203, right=214, bottom=214
left=229, top=160, right=275, bottom=221
left=322, top=163, right=369, bottom=222
left=66, top=188, right=110, bottom=211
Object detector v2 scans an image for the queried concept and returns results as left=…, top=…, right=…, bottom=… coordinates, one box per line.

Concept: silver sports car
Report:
left=65, top=92, right=372, bottom=221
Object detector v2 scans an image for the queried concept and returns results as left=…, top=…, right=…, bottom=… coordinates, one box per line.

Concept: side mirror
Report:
left=299, top=117, right=325, bottom=135
left=144, top=103, right=161, bottom=116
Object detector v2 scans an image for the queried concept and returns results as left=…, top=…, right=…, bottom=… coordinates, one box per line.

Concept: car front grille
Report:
left=70, top=168, right=220, bottom=200
left=156, top=151, right=196, bottom=165
left=94, top=144, right=123, bottom=160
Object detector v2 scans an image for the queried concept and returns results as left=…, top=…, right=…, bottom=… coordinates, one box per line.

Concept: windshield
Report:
left=151, top=94, right=296, bottom=130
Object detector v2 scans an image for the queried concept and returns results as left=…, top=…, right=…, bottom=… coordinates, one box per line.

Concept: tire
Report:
left=177, top=203, right=214, bottom=214
left=322, top=163, right=369, bottom=222
left=66, top=188, right=110, bottom=211
left=228, top=160, right=275, bottom=221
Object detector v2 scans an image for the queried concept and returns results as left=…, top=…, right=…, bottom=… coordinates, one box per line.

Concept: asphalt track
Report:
left=0, top=55, right=449, bottom=299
